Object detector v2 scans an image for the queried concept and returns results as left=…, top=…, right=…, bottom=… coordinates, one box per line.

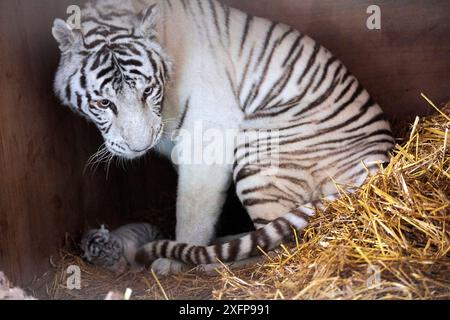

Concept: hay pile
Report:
left=213, top=95, right=450, bottom=300
left=38, top=251, right=222, bottom=299
left=40, top=96, right=449, bottom=300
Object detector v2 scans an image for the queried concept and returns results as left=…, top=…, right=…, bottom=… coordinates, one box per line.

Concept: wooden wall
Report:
left=0, top=0, right=177, bottom=286
left=0, top=0, right=449, bottom=286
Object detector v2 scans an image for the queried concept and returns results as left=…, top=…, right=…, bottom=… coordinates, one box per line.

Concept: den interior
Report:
left=0, top=0, right=449, bottom=299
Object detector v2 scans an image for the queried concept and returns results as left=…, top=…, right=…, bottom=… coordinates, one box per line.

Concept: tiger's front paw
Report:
left=151, top=258, right=188, bottom=276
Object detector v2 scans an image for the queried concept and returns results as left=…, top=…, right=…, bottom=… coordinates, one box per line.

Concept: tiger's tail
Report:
left=135, top=210, right=311, bottom=266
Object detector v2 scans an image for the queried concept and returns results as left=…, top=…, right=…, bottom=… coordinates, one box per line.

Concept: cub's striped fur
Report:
left=53, top=0, right=394, bottom=275
left=81, top=223, right=164, bottom=273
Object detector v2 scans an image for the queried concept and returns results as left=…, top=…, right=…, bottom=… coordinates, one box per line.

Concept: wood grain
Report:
left=0, top=0, right=177, bottom=286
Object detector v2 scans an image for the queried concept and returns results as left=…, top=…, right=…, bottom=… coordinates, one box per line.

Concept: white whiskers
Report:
left=84, top=143, right=115, bottom=176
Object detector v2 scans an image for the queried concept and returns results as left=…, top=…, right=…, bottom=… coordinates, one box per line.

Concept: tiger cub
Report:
left=53, top=0, right=394, bottom=275
left=80, top=223, right=164, bottom=273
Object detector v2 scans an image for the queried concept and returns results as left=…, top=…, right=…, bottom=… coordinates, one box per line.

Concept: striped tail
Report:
left=135, top=211, right=311, bottom=267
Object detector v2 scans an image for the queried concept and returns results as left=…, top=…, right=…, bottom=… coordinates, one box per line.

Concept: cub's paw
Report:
left=151, top=258, right=188, bottom=276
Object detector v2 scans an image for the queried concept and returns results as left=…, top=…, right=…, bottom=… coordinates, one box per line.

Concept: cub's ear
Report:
left=52, top=18, right=83, bottom=52
left=137, top=4, right=159, bottom=38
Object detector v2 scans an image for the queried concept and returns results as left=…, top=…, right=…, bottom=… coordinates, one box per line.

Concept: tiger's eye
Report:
left=144, top=87, right=153, bottom=95
left=99, top=99, right=111, bottom=108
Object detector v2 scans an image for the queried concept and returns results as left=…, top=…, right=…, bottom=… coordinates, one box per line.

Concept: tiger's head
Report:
left=80, top=225, right=122, bottom=269
left=52, top=5, right=171, bottom=159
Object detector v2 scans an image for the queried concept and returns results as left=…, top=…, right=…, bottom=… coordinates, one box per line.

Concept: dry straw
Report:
left=213, top=95, right=449, bottom=300
left=44, top=97, right=449, bottom=300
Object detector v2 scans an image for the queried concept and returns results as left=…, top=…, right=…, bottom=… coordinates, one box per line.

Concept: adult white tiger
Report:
left=52, top=0, right=394, bottom=275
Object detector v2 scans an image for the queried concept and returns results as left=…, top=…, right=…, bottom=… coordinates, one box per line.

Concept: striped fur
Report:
left=80, top=223, right=164, bottom=273
left=53, top=0, right=394, bottom=274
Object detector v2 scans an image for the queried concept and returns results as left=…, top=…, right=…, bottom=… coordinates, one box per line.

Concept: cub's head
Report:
left=80, top=225, right=121, bottom=269
left=52, top=5, right=171, bottom=159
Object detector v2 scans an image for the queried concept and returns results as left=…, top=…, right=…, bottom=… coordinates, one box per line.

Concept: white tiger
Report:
left=52, top=0, right=394, bottom=275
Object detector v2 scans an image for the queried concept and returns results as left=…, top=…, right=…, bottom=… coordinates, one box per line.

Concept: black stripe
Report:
left=248, top=28, right=294, bottom=110
left=117, top=58, right=143, bottom=67
left=78, top=55, right=90, bottom=91
left=282, top=35, right=303, bottom=67
left=196, top=0, right=205, bottom=14
left=313, top=56, right=338, bottom=93
left=292, top=209, right=311, bottom=222
left=76, top=93, right=83, bottom=110
left=238, top=46, right=255, bottom=99
left=243, top=198, right=279, bottom=207
left=214, top=244, right=224, bottom=262
left=194, top=247, right=202, bottom=264
left=334, top=141, right=394, bottom=173
left=209, top=0, right=221, bottom=37
left=255, top=44, right=304, bottom=111
left=334, top=78, right=356, bottom=103
left=293, top=64, right=343, bottom=117
left=318, top=83, right=364, bottom=123
left=180, top=0, right=188, bottom=12
left=145, top=50, right=158, bottom=73
left=65, top=83, right=72, bottom=103
left=346, top=114, right=389, bottom=133
left=256, top=228, right=271, bottom=252
left=185, top=246, right=196, bottom=265
left=223, top=3, right=231, bottom=40
left=100, top=76, right=114, bottom=91
left=90, top=51, right=105, bottom=71
left=240, top=14, right=253, bottom=55
left=253, top=218, right=271, bottom=226
left=84, top=26, right=109, bottom=38
left=177, top=98, right=190, bottom=130
left=249, top=232, right=258, bottom=256
left=227, top=239, right=241, bottom=261
left=174, top=243, right=188, bottom=260
left=246, top=64, right=321, bottom=120
left=200, top=247, right=212, bottom=264
left=96, top=65, right=115, bottom=79
left=272, top=220, right=288, bottom=238
left=297, top=43, right=321, bottom=85
left=84, top=39, right=105, bottom=50
left=159, top=241, right=170, bottom=257
left=256, top=22, right=279, bottom=67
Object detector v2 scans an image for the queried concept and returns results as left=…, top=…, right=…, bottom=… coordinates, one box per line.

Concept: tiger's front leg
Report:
left=151, top=164, right=233, bottom=276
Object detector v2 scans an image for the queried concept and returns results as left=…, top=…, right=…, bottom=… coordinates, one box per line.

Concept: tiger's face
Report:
left=80, top=226, right=123, bottom=269
left=52, top=5, right=171, bottom=159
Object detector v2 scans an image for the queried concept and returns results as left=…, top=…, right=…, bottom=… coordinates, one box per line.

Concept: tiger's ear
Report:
left=52, top=18, right=83, bottom=52
left=137, top=4, right=159, bottom=38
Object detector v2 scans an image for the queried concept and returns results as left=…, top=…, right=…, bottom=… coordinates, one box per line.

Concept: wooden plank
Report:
left=0, top=0, right=126, bottom=285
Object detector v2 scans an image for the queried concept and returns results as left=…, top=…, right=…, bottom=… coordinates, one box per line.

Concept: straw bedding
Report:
left=30, top=96, right=449, bottom=300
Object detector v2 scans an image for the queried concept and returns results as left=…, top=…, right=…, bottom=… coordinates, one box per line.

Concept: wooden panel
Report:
left=0, top=0, right=124, bottom=285
left=0, top=0, right=179, bottom=286
left=223, top=0, right=450, bottom=121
